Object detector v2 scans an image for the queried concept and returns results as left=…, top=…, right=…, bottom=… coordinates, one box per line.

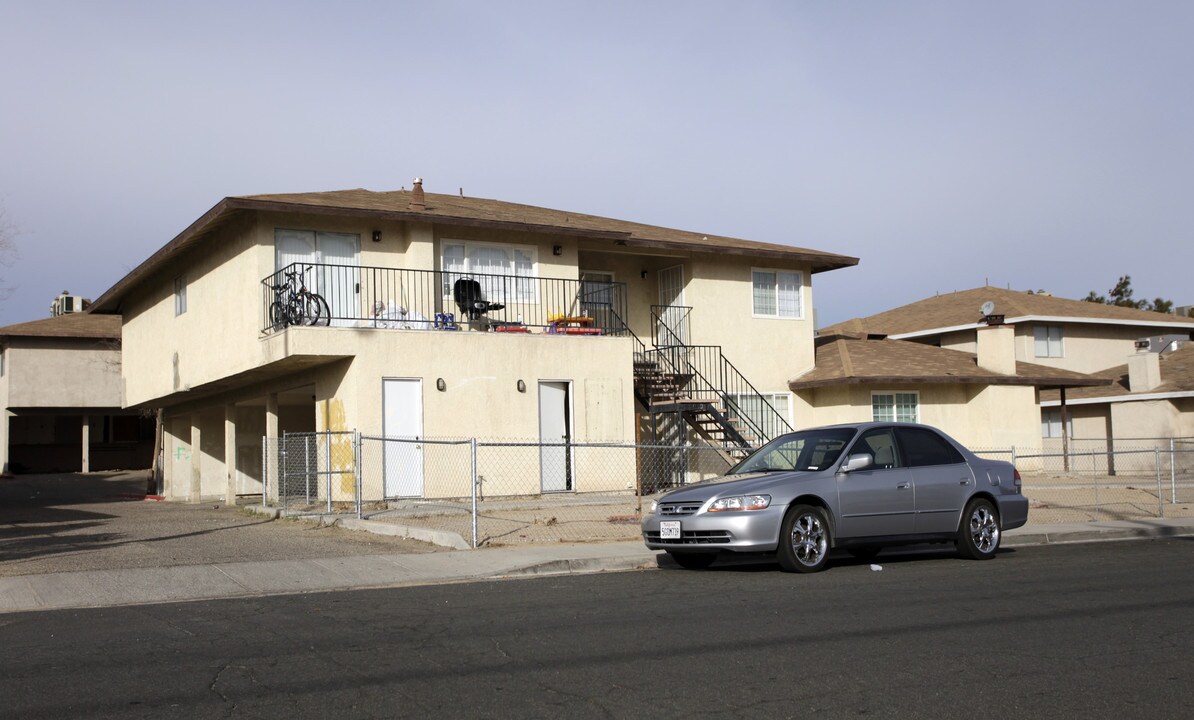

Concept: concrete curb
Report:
left=242, top=505, right=472, bottom=550
left=499, top=556, right=657, bottom=578
left=1004, top=524, right=1194, bottom=547
left=335, top=518, right=472, bottom=551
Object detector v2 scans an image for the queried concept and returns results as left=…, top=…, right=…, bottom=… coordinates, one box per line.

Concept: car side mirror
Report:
left=840, top=453, right=873, bottom=473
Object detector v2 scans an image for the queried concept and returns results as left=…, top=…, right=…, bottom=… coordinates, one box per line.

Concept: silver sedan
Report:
left=641, top=422, right=1028, bottom=572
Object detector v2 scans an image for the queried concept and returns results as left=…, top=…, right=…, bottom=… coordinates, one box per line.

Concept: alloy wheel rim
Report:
left=969, top=506, right=999, bottom=553
left=791, top=513, right=827, bottom=566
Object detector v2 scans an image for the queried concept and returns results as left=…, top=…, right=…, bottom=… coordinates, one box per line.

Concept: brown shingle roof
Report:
left=790, top=334, right=1108, bottom=390
left=239, top=189, right=857, bottom=269
left=90, top=186, right=858, bottom=313
left=1040, top=345, right=1194, bottom=402
left=823, top=286, right=1194, bottom=337
left=0, top=313, right=121, bottom=341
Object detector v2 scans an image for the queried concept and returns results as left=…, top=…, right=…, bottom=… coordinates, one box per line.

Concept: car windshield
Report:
left=728, top=428, right=857, bottom=475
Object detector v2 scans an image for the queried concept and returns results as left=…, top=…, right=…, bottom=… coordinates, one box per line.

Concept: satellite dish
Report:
left=980, top=301, right=995, bottom=317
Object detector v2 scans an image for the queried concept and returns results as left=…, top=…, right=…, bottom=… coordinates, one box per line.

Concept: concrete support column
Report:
left=81, top=414, right=91, bottom=473
left=224, top=404, right=237, bottom=506
left=161, top=420, right=175, bottom=497
left=1, top=410, right=12, bottom=476
left=190, top=415, right=201, bottom=503
left=266, top=393, right=279, bottom=503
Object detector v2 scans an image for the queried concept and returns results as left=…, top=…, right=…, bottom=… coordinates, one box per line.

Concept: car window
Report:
left=731, top=428, right=855, bottom=473
left=895, top=427, right=965, bottom=467
left=850, top=428, right=901, bottom=469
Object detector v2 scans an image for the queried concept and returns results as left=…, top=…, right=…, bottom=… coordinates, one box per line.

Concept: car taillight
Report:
left=1013, top=468, right=1022, bottom=488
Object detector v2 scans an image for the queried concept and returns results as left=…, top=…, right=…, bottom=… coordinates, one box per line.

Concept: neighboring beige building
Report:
left=826, top=286, right=1194, bottom=375
left=824, top=287, right=1194, bottom=446
left=789, top=327, right=1106, bottom=452
left=1039, top=343, right=1194, bottom=446
left=88, top=181, right=857, bottom=502
left=0, top=313, right=154, bottom=474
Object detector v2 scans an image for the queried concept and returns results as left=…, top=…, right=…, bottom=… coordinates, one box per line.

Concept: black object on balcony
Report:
left=453, top=277, right=506, bottom=320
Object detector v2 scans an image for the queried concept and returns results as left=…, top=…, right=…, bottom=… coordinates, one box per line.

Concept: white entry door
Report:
left=539, top=381, right=572, bottom=492
left=383, top=379, right=424, bottom=497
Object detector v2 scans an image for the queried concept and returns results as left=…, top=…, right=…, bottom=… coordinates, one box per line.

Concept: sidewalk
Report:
left=3, top=516, right=1193, bottom=615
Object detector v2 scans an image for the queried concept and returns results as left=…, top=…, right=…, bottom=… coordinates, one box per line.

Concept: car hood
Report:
left=658, top=471, right=817, bottom=503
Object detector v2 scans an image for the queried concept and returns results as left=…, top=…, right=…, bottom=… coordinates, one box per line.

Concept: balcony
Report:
left=262, top=263, right=631, bottom=337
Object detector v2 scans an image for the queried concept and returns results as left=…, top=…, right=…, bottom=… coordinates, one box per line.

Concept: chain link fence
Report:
left=972, top=440, right=1194, bottom=524
left=262, top=431, right=359, bottom=515
left=263, top=433, right=1194, bottom=547
left=264, top=432, right=743, bottom=547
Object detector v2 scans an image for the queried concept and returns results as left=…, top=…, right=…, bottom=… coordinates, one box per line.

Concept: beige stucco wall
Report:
left=159, top=327, right=637, bottom=501
left=1014, top=323, right=1168, bottom=374
left=6, top=341, right=122, bottom=408
left=921, top=323, right=1181, bottom=375
left=122, top=214, right=265, bottom=407
left=1176, top=398, right=1194, bottom=437
left=1110, top=399, right=1181, bottom=439
left=794, top=382, right=1041, bottom=451
left=689, top=255, right=815, bottom=397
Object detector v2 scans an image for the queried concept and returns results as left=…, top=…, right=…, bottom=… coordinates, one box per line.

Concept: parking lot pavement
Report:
left=0, top=471, right=444, bottom=578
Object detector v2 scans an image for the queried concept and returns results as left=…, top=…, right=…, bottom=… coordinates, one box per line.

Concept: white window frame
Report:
left=728, top=391, right=793, bottom=426
left=441, top=239, right=539, bottom=304
left=751, top=268, right=804, bottom=319
left=871, top=391, right=919, bottom=423
left=1041, top=409, right=1074, bottom=438
left=174, top=276, right=187, bottom=316
left=1034, top=325, right=1064, bottom=358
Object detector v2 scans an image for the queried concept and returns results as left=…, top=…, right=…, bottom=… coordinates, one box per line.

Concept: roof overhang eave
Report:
left=617, top=237, right=858, bottom=272
left=789, top=374, right=1110, bottom=391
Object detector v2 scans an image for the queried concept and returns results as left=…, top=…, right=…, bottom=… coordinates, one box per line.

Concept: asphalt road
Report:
left=3, top=538, right=1192, bottom=719
left=0, top=472, right=442, bottom=577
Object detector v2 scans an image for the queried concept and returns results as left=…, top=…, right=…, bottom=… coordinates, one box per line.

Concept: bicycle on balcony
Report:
left=269, top=265, right=331, bottom=329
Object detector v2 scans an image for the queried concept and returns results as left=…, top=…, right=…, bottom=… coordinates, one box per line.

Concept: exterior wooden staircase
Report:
left=632, top=358, right=753, bottom=463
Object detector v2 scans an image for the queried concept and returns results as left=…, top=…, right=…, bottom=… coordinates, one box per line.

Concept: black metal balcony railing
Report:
left=262, top=263, right=632, bottom=338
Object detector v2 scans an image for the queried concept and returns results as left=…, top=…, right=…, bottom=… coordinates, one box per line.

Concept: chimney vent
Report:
left=410, top=178, right=425, bottom=211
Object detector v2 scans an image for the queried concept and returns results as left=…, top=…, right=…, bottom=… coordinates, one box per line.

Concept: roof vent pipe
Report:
left=410, top=178, right=425, bottom=211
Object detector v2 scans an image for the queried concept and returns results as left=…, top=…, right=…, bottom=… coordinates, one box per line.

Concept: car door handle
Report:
left=959, top=479, right=972, bottom=485
left=896, top=482, right=911, bottom=490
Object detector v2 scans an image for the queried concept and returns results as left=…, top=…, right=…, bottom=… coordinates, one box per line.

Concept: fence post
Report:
left=303, top=434, right=311, bottom=505
left=1156, top=447, right=1164, bottom=518
left=326, top=432, right=333, bottom=514
left=355, top=431, right=363, bottom=520
left=261, top=436, right=268, bottom=508
left=1172, top=438, right=1178, bottom=504
left=471, top=437, right=479, bottom=549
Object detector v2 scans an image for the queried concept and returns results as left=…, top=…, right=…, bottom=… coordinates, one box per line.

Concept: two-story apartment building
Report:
left=89, top=181, right=857, bottom=502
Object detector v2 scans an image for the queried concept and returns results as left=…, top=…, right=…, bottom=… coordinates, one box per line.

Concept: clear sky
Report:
left=1, top=1, right=1190, bottom=328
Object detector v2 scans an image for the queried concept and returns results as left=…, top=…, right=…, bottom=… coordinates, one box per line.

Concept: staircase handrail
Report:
left=648, top=307, right=793, bottom=445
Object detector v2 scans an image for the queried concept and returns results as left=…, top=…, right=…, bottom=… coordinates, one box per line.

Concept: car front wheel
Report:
left=956, top=498, right=1001, bottom=560
left=778, top=505, right=831, bottom=573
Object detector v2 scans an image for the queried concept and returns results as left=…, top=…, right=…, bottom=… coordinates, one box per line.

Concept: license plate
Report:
left=659, top=521, right=681, bottom=540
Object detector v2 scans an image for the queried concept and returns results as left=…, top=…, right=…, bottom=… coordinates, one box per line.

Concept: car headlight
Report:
left=649, top=499, right=659, bottom=514
left=707, top=495, right=771, bottom=512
